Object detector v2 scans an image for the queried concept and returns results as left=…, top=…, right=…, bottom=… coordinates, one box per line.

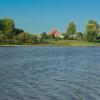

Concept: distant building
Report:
left=50, top=28, right=60, bottom=37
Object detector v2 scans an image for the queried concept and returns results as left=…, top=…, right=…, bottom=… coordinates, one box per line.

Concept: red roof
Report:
left=51, top=28, right=57, bottom=34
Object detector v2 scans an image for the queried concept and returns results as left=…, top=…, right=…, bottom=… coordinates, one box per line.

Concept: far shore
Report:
left=0, top=40, right=100, bottom=47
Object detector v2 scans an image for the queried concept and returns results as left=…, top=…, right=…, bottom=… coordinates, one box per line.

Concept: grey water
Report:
left=0, top=46, right=100, bottom=100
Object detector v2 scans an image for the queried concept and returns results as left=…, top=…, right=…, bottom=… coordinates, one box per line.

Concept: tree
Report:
left=76, top=32, right=83, bottom=40
left=41, top=32, right=48, bottom=39
left=33, top=35, right=38, bottom=44
left=88, top=20, right=99, bottom=34
left=0, top=30, right=3, bottom=34
left=0, top=19, right=15, bottom=44
left=66, top=22, right=76, bottom=39
left=0, top=20, right=3, bottom=31
left=84, top=20, right=99, bottom=42
left=13, top=28, right=24, bottom=36
left=1, top=18, right=15, bottom=39
left=17, top=32, right=33, bottom=43
left=0, top=34, right=7, bottom=43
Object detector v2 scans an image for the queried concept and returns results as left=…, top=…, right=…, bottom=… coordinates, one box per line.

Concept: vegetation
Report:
left=84, top=20, right=99, bottom=42
left=65, top=22, right=76, bottom=40
left=0, top=18, right=100, bottom=46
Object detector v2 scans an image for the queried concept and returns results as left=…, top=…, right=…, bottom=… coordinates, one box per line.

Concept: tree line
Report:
left=0, top=18, right=100, bottom=45
left=63, top=20, right=100, bottom=42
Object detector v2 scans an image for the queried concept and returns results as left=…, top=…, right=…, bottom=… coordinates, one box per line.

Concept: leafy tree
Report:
left=41, top=32, right=48, bottom=39
left=84, top=20, right=99, bottom=42
left=66, top=22, right=76, bottom=39
left=13, top=28, right=24, bottom=36
left=3, top=18, right=15, bottom=38
left=76, top=32, right=83, bottom=40
left=88, top=20, right=99, bottom=34
left=0, top=20, right=3, bottom=31
left=33, top=35, right=38, bottom=43
left=96, top=34, right=100, bottom=42
left=62, top=33, right=68, bottom=40
left=17, top=32, right=33, bottom=43
left=0, top=30, right=3, bottom=34
left=0, top=34, right=7, bottom=43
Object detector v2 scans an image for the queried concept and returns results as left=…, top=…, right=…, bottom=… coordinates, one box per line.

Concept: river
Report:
left=0, top=46, right=100, bottom=100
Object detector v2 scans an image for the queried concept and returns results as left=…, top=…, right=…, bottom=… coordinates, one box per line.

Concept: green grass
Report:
left=0, top=40, right=100, bottom=46
left=37, top=40, right=100, bottom=46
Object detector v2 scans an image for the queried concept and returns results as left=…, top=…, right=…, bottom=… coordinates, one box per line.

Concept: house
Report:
left=50, top=28, right=60, bottom=37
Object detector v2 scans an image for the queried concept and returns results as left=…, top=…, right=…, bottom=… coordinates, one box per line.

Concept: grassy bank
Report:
left=0, top=40, right=100, bottom=46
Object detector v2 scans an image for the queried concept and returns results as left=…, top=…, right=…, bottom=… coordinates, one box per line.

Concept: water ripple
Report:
left=0, top=46, right=100, bottom=100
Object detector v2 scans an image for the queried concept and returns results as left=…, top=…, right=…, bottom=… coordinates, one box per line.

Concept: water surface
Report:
left=0, top=46, right=100, bottom=100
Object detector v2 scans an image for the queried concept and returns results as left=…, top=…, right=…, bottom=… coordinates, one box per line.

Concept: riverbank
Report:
left=0, top=40, right=100, bottom=46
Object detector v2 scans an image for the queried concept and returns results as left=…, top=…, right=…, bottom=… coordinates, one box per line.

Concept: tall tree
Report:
left=66, top=22, right=76, bottom=39
left=88, top=20, right=99, bottom=34
left=3, top=18, right=15, bottom=38
left=84, top=20, right=99, bottom=42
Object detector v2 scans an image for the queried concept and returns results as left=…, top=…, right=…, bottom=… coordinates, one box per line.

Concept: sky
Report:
left=0, top=0, right=100, bottom=33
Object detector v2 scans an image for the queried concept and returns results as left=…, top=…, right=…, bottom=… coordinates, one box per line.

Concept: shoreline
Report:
left=0, top=40, right=100, bottom=47
left=0, top=44, right=100, bottom=47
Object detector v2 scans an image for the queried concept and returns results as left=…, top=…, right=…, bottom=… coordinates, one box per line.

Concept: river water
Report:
left=0, top=46, right=100, bottom=100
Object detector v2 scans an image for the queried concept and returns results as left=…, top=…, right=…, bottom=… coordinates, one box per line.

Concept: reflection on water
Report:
left=0, top=46, right=100, bottom=100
